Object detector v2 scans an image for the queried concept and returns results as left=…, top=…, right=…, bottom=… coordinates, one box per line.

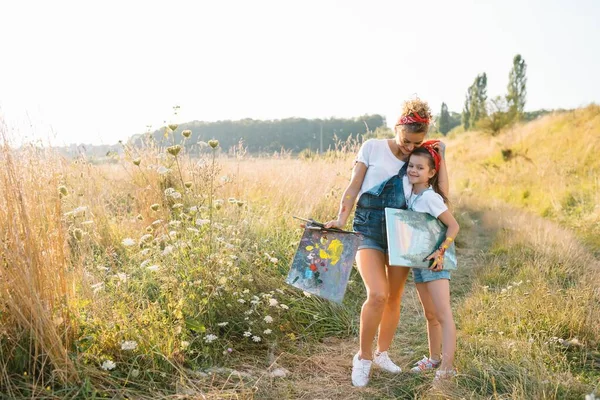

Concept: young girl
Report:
left=404, top=144, right=459, bottom=380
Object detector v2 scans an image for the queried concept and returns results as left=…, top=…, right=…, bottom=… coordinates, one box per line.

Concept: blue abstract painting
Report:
left=385, top=208, right=457, bottom=270
left=286, top=226, right=360, bottom=303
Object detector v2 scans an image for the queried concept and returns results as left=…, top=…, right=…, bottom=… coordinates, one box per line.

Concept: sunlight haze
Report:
left=1, top=0, right=598, bottom=145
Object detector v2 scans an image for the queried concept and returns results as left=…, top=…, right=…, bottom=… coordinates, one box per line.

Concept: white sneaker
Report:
left=351, top=353, right=372, bottom=387
left=373, top=351, right=402, bottom=373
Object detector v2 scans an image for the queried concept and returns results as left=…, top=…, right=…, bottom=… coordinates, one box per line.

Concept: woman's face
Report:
left=396, top=129, right=426, bottom=157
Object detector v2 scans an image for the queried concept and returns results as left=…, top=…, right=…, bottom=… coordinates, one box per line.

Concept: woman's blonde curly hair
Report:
left=397, top=97, right=432, bottom=134
left=401, top=98, right=432, bottom=120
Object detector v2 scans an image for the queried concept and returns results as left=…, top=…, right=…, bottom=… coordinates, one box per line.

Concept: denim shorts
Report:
left=412, top=267, right=451, bottom=283
left=353, top=208, right=388, bottom=253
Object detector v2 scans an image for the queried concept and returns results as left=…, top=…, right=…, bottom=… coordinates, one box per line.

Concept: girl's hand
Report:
left=426, top=249, right=445, bottom=271
left=324, top=218, right=345, bottom=229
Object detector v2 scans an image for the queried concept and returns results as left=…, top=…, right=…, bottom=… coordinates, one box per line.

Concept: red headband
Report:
left=396, top=112, right=430, bottom=126
left=421, top=140, right=441, bottom=172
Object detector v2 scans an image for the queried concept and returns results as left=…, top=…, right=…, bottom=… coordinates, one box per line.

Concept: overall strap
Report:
left=398, top=162, right=408, bottom=177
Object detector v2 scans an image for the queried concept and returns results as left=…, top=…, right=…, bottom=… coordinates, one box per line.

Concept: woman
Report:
left=324, top=98, right=449, bottom=387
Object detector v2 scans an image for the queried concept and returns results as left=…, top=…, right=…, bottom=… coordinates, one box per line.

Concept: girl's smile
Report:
left=407, top=154, right=435, bottom=187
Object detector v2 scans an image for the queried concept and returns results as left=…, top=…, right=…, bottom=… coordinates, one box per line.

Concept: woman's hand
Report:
left=432, top=141, right=446, bottom=159
left=425, top=249, right=445, bottom=271
left=323, top=218, right=345, bottom=229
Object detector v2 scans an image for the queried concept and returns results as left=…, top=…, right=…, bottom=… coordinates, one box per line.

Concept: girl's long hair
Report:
left=409, top=147, right=449, bottom=204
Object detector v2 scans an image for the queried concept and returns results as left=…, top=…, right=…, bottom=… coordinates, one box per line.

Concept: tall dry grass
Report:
left=447, top=105, right=600, bottom=251
left=0, top=130, right=79, bottom=390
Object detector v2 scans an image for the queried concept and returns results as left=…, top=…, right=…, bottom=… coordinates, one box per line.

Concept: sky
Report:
left=1, top=0, right=599, bottom=146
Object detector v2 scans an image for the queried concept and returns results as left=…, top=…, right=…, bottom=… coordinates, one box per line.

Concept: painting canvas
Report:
left=385, top=207, right=457, bottom=270
left=286, top=226, right=360, bottom=303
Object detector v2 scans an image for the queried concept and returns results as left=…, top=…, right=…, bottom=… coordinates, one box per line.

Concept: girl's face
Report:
left=407, top=154, right=436, bottom=185
left=396, top=130, right=426, bottom=157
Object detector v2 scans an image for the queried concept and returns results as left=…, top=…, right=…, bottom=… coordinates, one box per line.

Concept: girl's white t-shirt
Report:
left=403, top=175, right=448, bottom=218
left=355, top=139, right=406, bottom=197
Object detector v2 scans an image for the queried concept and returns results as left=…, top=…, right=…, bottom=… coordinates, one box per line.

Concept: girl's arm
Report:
left=324, top=162, right=367, bottom=229
left=427, top=209, right=459, bottom=271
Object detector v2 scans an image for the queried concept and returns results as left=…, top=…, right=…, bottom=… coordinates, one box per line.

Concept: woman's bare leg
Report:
left=356, top=249, right=388, bottom=360
left=376, top=265, right=410, bottom=352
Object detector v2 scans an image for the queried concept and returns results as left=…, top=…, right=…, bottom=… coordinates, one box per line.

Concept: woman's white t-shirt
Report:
left=355, top=139, right=406, bottom=197
left=403, top=176, right=448, bottom=218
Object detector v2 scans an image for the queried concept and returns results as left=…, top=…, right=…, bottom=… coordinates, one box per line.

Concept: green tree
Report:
left=462, top=73, right=488, bottom=130
left=506, top=54, right=527, bottom=120
left=462, top=95, right=471, bottom=130
left=438, top=102, right=451, bottom=135
left=479, top=96, right=511, bottom=135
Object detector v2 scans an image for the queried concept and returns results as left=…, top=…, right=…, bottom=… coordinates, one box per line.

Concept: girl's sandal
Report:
left=433, top=369, right=457, bottom=381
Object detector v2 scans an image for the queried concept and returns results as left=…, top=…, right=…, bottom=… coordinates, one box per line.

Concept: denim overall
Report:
left=353, top=164, right=408, bottom=253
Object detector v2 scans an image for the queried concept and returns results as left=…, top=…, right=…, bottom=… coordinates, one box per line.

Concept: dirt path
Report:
left=253, top=206, right=499, bottom=400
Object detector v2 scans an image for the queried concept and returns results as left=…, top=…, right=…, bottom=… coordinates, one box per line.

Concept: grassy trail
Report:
left=253, top=204, right=498, bottom=399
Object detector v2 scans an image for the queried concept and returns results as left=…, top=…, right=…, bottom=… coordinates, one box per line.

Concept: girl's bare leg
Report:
left=418, top=279, right=455, bottom=369
left=415, top=282, right=442, bottom=361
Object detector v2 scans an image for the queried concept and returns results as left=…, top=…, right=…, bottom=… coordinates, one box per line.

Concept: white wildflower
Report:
left=140, top=260, right=151, bottom=268
left=101, top=360, right=116, bottom=371
left=122, top=238, right=136, bottom=247
left=169, top=230, right=178, bottom=239
left=243, top=289, right=250, bottom=294
left=157, top=166, right=170, bottom=175
left=181, top=341, right=190, bottom=349
left=252, top=336, right=261, bottom=342
left=217, top=322, right=229, bottom=327
left=140, top=248, right=151, bottom=256
left=280, top=304, right=289, bottom=310
left=204, top=334, right=218, bottom=343
left=91, top=282, right=104, bottom=293
left=131, top=369, right=140, bottom=377
left=243, top=331, right=252, bottom=337
left=147, top=264, right=160, bottom=272
left=140, top=234, right=153, bottom=243
left=169, top=220, right=182, bottom=227
left=237, top=299, right=246, bottom=304
left=269, top=298, right=279, bottom=307
left=303, top=291, right=312, bottom=298
left=263, top=329, right=272, bottom=335
left=264, top=315, right=273, bottom=324
left=120, top=340, right=138, bottom=351
left=162, top=245, right=174, bottom=256
left=189, top=206, right=198, bottom=213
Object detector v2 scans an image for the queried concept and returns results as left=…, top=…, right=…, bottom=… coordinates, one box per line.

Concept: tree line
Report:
left=130, top=115, right=386, bottom=154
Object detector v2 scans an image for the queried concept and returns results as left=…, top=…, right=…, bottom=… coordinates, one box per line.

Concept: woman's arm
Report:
left=435, top=142, right=450, bottom=198
left=426, top=210, right=459, bottom=271
left=324, top=162, right=367, bottom=229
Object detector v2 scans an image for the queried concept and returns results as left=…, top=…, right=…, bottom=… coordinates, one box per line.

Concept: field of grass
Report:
left=0, top=108, right=599, bottom=399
